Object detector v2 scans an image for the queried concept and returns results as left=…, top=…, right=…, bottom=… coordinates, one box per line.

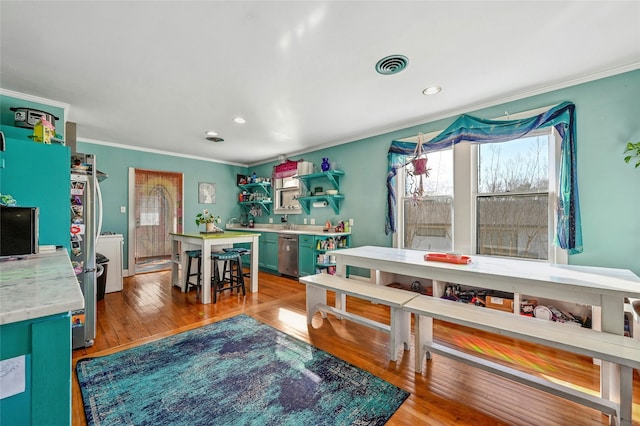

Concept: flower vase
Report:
left=321, top=158, right=330, bottom=172
left=206, top=222, right=215, bottom=232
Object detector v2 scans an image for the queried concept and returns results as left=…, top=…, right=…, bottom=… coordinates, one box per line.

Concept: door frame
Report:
left=128, top=167, right=184, bottom=275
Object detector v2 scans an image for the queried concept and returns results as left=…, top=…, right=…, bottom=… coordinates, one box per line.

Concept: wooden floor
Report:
left=72, top=270, right=640, bottom=425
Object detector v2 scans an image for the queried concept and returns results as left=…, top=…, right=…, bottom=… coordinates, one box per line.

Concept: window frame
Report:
left=395, top=107, right=567, bottom=265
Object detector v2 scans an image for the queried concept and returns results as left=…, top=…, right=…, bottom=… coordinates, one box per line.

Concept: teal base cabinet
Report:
left=0, top=313, right=72, bottom=426
left=258, top=232, right=279, bottom=272
left=298, top=234, right=316, bottom=277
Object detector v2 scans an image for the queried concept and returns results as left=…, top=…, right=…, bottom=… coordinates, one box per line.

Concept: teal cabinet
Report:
left=257, top=232, right=278, bottom=272
left=0, top=129, right=70, bottom=251
left=0, top=313, right=72, bottom=426
left=298, top=234, right=316, bottom=276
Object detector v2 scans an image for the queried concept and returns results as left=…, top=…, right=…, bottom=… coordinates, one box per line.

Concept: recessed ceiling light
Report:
left=422, top=86, right=442, bottom=95
left=233, top=117, right=246, bottom=124
left=205, top=130, right=218, bottom=136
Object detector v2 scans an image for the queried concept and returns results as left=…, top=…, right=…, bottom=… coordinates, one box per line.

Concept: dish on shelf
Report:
left=424, top=253, right=471, bottom=264
left=326, top=189, right=339, bottom=195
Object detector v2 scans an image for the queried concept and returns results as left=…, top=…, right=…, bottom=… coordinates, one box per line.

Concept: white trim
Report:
left=128, top=167, right=136, bottom=276
left=79, top=137, right=246, bottom=167
left=0, top=88, right=71, bottom=119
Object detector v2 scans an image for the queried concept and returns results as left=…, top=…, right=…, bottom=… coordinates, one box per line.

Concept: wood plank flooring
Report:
left=72, top=270, right=640, bottom=425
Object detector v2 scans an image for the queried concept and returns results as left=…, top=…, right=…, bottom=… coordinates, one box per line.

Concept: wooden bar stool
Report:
left=211, top=251, right=246, bottom=303
left=223, top=247, right=251, bottom=279
left=184, top=249, right=202, bottom=298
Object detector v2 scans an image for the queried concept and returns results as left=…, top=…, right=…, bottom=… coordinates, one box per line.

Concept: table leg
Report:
left=201, top=241, right=212, bottom=304
left=250, top=238, right=258, bottom=293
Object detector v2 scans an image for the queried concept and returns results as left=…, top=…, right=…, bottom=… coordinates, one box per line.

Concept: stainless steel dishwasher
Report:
left=278, top=234, right=299, bottom=277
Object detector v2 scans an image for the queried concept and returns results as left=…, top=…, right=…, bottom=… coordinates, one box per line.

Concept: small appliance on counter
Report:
left=0, top=205, right=39, bottom=257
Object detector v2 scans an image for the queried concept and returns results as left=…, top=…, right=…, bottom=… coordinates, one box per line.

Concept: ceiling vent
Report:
left=375, top=55, right=409, bottom=75
left=206, top=136, right=224, bottom=142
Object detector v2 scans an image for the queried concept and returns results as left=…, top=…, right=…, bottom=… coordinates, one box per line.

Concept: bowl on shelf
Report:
left=326, top=189, right=339, bottom=195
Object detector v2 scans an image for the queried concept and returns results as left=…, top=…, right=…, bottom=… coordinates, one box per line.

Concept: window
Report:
left=403, top=149, right=453, bottom=251
left=398, top=123, right=564, bottom=263
left=476, top=135, right=550, bottom=260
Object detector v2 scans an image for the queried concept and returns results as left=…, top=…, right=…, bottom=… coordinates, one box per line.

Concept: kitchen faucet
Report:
left=281, top=214, right=288, bottom=223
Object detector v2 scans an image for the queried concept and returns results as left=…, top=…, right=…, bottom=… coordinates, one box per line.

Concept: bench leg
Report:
left=414, top=314, right=433, bottom=374
left=389, top=307, right=411, bottom=362
left=306, top=285, right=327, bottom=324
left=608, top=363, right=632, bottom=426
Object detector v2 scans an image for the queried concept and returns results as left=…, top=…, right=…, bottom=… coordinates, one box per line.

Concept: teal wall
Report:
left=3, top=69, right=639, bottom=275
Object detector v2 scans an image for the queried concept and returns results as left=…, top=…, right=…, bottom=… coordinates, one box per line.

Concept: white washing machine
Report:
left=97, top=233, right=124, bottom=293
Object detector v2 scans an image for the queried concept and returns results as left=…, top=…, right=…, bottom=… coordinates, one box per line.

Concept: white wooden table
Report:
left=170, top=231, right=260, bottom=304
left=331, top=245, right=640, bottom=422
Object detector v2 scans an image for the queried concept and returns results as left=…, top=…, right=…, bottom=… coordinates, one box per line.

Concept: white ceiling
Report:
left=1, top=1, right=639, bottom=166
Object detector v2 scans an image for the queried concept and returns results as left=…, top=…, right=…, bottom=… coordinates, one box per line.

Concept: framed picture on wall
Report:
left=198, top=182, right=216, bottom=204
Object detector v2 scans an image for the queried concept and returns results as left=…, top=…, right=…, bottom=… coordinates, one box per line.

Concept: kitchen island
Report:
left=170, top=231, right=261, bottom=304
left=0, top=249, right=85, bottom=426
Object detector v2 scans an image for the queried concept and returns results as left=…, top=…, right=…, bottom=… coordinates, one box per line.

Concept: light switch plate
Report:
left=120, top=206, right=126, bottom=213
left=310, top=218, right=316, bottom=225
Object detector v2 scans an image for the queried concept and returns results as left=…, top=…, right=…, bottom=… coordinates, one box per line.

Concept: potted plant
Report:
left=195, top=209, right=222, bottom=232
left=624, top=141, right=640, bottom=168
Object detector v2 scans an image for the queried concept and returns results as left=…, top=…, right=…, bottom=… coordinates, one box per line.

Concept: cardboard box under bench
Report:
left=485, top=295, right=514, bottom=313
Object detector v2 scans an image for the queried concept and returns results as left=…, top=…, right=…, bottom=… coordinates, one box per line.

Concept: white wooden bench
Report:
left=299, top=273, right=419, bottom=361
left=403, top=295, right=640, bottom=426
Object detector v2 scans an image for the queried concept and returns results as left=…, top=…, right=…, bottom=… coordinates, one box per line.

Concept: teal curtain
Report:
left=386, top=101, right=582, bottom=255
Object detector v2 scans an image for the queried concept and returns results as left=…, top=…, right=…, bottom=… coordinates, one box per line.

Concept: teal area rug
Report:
left=76, top=314, right=409, bottom=425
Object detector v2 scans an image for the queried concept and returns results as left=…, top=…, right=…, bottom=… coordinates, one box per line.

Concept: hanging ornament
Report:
left=410, top=133, right=431, bottom=199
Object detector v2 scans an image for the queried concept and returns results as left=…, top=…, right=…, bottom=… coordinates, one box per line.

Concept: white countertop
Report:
left=0, top=249, right=85, bottom=325
left=226, top=224, right=350, bottom=237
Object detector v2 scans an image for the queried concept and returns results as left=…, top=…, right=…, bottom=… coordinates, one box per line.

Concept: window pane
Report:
left=478, top=136, right=548, bottom=194
left=403, top=197, right=452, bottom=251
left=477, top=194, right=548, bottom=259
left=405, top=149, right=453, bottom=197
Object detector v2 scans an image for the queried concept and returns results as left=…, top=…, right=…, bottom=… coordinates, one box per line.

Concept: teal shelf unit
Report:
left=298, top=233, right=350, bottom=276
left=294, top=170, right=345, bottom=214
left=238, top=182, right=272, bottom=214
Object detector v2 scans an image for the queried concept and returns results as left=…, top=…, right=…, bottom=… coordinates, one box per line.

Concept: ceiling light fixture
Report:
left=233, top=117, right=246, bottom=124
left=205, top=130, right=218, bottom=136
left=422, top=86, right=442, bottom=95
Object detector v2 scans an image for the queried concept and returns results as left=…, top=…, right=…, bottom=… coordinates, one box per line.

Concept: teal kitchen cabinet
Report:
left=258, top=232, right=279, bottom=272
left=0, top=250, right=84, bottom=426
left=0, top=127, right=70, bottom=251
left=0, top=313, right=72, bottom=426
left=298, top=234, right=316, bottom=277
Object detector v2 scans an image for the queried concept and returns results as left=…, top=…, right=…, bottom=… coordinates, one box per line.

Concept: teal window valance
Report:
left=386, top=101, right=582, bottom=255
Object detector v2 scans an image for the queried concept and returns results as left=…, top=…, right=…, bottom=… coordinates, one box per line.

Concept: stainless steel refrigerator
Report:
left=70, top=153, right=104, bottom=349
